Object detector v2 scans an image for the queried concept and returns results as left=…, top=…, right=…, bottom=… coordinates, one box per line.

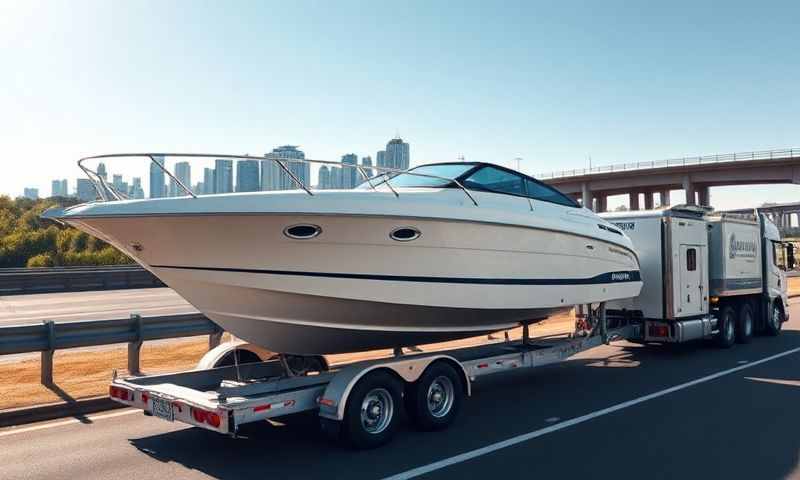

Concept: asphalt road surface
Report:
left=1, top=300, right=798, bottom=480
left=0, top=288, right=196, bottom=326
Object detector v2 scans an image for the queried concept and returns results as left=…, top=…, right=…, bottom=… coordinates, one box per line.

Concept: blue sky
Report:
left=1, top=0, right=798, bottom=209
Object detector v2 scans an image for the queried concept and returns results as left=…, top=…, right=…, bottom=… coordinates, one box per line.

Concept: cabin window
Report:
left=525, top=179, right=579, bottom=207
left=686, top=248, right=697, bottom=271
left=463, top=167, right=525, bottom=196
left=773, top=241, right=787, bottom=270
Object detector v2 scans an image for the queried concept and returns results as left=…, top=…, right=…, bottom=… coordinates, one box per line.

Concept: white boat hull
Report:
left=66, top=211, right=642, bottom=354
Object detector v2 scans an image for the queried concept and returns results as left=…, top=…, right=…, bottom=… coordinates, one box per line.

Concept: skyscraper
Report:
left=361, top=156, right=374, bottom=181
left=51, top=179, right=66, bottom=197
left=61, top=179, right=68, bottom=197
left=236, top=160, right=260, bottom=192
left=23, top=188, right=39, bottom=200
left=149, top=155, right=166, bottom=198
left=76, top=178, right=95, bottom=201
left=385, top=137, right=410, bottom=170
left=170, top=161, right=192, bottom=196
left=214, top=159, right=233, bottom=194
left=203, top=168, right=215, bottom=194
left=97, top=162, right=108, bottom=181
left=262, top=145, right=308, bottom=191
left=376, top=150, right=387, bottom=169
left=131, top=177, right=145, bottom=199
left=330, top=166, right=342, bottom=189
left=341, top=153, right=358, bottom=189
left=318, top=165, right=330, bottom=189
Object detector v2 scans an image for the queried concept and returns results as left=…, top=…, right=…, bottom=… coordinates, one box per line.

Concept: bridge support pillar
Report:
left=629, top=192, right=640, bottom=211
left=595, top=195, right=607, bottom=213
left=683, top=176, right=696, bottom=205
left=581, top=183, right=592, bottom=210
left=660, top=189, right=671, bottom=207
left=697, top=186, right=710, bottom=207
left=644, top=192, right=654, bottom=210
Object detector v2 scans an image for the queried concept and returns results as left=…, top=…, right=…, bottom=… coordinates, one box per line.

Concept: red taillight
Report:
left=141, top=392, right=149, bottom=404
left=191, top=407, right=221, bottom=428
left=109, top=386, right=130, bottom=401
left=649, top=325, right=670, bottom=337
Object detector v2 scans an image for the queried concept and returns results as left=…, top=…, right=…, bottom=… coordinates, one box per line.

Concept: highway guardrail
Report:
left=0, top=313, right=223, bottom=385
left=0, top=265, right=163, bottom=295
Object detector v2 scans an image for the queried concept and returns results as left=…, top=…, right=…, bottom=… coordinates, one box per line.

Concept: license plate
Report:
left=151, top=397, right=174, bottom=422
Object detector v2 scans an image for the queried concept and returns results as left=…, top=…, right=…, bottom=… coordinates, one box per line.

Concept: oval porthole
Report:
left=390, top=227, right=421, bottom=242
left=284, top=224, right=322, bottom=240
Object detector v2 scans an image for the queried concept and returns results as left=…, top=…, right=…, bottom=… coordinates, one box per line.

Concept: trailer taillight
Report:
left=109, top=386, right=131, bottom=401
left=141, top=392, right=149, bottom=405
left=649, top=325, right=669, bottom=337
left=191, top=407, right=221, bottom=428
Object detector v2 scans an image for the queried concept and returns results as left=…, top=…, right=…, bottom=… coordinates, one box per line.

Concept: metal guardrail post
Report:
left=209, top=325, right=223, bottom=350
left=128, top=313, right=143, bottom=376
left=41, top=320, right=55, bottom=386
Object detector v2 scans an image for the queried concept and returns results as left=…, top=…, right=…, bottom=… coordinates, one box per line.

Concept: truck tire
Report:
left=736, top=304, right=754, bottom=344
left=715, top=305, right=736, bottom=348
left=341, top=370, right=403, bottom=449
left=766, top=302, right=784, bottom=337
left=406, top=362, right=464, bottom=431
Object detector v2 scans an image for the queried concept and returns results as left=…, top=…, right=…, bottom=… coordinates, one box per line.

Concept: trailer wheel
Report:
left=715, top=305, right=736, bottom=348
left=406, top=362, right=464, bottom=431
left=766, top=302, right=784, bottom=337
left=341, top=370, right=403, bottom=449
left=736, top=304, right=754, bottom=344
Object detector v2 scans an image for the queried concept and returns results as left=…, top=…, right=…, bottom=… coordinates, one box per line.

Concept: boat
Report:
left=44, top=154, right=643, bottom=354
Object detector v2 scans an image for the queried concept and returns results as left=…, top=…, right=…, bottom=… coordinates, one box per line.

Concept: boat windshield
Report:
left=359, top=164, right=475, bottom=189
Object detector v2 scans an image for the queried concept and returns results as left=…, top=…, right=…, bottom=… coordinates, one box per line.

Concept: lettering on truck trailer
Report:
left=613, top=222, right=635, bottom=231
left=729, top=233, right=757, bottom=259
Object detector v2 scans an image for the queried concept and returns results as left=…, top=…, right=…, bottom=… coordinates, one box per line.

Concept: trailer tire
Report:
left=736, top=303, right=754, bottom=344
left=766, top=302, right=784, bottom=337
left=406, top=362, right=464, bottom=432
left=341, top=370, right=403, bottom=449
left=715, top=305, right=736, bottom=348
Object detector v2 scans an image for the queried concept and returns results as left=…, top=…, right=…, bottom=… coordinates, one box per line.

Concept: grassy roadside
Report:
left=1, top=276, right=798, bottom=411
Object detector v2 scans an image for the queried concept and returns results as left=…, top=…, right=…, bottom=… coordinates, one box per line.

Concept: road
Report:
left=0, top=288, right=196, bottom=326
left=1, top=300, right=798, bottom=480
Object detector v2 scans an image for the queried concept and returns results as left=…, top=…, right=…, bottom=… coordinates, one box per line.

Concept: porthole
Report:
left=390, top=227, right=421, bottom=242
left=284, top=224, right=322, bottom=239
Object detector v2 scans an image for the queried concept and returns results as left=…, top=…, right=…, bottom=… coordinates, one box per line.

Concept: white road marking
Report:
left=383, top=345, right=800, bottom=480
left=0, top=409, right=139, bottom=438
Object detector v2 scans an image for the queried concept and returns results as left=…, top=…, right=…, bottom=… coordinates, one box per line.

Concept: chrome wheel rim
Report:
left=360, top=388, right=393, bottom=434
left=725, top=317, right=735, bottom=341
left=427, top=376, right=455, bottom=418
left=772, top=307, right=782, bottom=330
left=744, top=313, right=752, bottom=337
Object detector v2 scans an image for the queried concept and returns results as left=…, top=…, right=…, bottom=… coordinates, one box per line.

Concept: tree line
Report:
left=0, top=196, right=132, bottom=268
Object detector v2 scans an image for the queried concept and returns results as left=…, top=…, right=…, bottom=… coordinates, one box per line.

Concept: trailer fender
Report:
left=196, top=341, right=274, bottom=370
left=318, top=354, right=471, bottom=421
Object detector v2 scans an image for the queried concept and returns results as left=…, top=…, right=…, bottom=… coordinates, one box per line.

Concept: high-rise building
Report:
left=97, top=162, right=108, bottom=181
left=131, top=177, right=145, bottom=199
left=385, top=137, right=410, bottom=170
left=341, top=153, right=358, bottom=189
left=361, top=156, right=374, bottom=181
left=330, top=166, right=342, bottom=189
left=203, top=168, right=215, bottom=194
left=262, top=145, right=308, bottom=191
left=236, top=160, right=260, bottom=192
left=214, top=159, right=233, bottom=194
left=194, top=182, right=204, bottom=195
left=51, top=179, right=67, bottom=197
left=23, top=187, right=39, bottom=200
left=376, top=150, right=387, bottom=169
left=61, top=179, right=68, bottom=197
left=318, top=165, right=330, bottom=189
left=112, top=174, right=124, bottom=191
left=76, top=178, right=95, bottom=201
left=170, top=161, right=192, bottom=196
left=149, top=155, right=166, bottom=198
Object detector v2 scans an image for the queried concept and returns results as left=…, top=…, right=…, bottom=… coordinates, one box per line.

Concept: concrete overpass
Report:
left=725, top=201, right=800, bottom=234
left=540, top=148, right=800, bottom=212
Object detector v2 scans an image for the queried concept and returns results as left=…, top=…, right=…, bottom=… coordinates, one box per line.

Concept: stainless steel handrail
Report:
left=77, top=153, right=480, bottom=206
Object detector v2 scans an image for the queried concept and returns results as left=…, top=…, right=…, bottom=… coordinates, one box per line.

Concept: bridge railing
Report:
left=0, top=313, right=222, bottom=385
left=0, top=265, right=163, bottom=295
left=538, top=148, right=800, bottom=180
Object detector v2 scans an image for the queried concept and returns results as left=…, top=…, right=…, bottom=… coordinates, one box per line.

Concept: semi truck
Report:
left=107, top=205, right=795, bottom=449
left=601, top=205, right=795, bottom=346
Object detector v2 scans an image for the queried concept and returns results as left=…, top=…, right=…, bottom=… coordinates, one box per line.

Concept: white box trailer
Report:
left=601, top=205, right=794, bottom=346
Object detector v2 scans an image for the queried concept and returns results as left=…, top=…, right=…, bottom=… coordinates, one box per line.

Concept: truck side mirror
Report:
left=788, top=244, right=797, bottom=270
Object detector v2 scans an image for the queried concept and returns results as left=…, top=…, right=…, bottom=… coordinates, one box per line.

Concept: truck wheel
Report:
left=406, top=362, right=464, bottom=431
left=736, top=304, right=754, bottom=344
left=341, top=370, right=402, bottom=449
left=715, top=305, right=736, bottom=348
left=766, top=302, right=784, bottom=337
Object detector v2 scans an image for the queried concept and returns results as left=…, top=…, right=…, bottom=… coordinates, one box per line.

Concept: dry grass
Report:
left=0, top=315, right=575, bottom=411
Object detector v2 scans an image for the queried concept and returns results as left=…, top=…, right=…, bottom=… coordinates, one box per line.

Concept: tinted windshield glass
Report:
left=361, top=164, right=475, bottom=189
left=525, top=179, right=578, bottom=207
left=463, top=166, right=525, bottom=195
